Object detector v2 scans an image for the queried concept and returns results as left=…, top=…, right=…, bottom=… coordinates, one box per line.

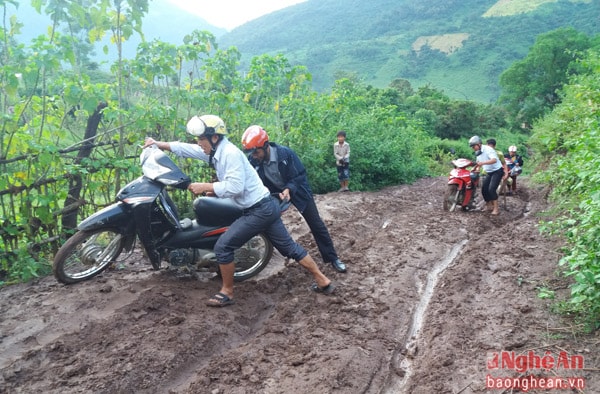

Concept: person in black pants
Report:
left=242, top=125, right=348, bottom=273
left=145, top=116, right=335, bottom=307
left=469, top=135, right=503, bottom=215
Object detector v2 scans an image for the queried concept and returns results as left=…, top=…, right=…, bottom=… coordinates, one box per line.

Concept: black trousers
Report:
left=299, top=197, right=339, bottom=263
left=482, top=168, right=503, bottom=202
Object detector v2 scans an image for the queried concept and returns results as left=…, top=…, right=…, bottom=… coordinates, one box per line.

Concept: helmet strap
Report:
left=207, top=134, right=223, bottom=168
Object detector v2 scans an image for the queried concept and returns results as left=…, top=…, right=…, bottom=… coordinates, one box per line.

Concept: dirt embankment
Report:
left=1, top=177, right=598, bottom=393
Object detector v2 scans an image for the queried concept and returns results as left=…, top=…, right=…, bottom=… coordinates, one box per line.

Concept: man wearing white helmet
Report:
left=469, top=135, right=503, bottom=215
left=505, top=145, right=524, bottom=195
left=144, top=115, right=335, bottom=307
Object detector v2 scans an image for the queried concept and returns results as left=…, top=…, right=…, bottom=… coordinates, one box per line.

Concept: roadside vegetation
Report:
left=530, top=49, right=600, bottom=330
left=0, top=1, right=598, bottom=328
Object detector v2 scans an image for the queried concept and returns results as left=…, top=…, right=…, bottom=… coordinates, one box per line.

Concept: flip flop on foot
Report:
left=310, top=282, right=336, bottom=295
left=206, top=292, right=234, bottom=307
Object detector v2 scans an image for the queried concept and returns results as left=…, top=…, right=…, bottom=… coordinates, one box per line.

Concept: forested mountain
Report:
left=218, top=0, right=600, bottom=102
left=11, top=0, right=598, bottom=102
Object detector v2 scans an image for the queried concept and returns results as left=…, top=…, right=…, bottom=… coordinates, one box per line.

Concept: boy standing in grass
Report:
left=334, top=130, right=350, bottom=192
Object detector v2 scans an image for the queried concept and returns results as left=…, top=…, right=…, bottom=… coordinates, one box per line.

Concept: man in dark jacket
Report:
left=241, top=125, right=347, bottom=273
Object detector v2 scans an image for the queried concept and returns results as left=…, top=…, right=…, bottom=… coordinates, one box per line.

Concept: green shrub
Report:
left=530, top=49, right=600, bottom=330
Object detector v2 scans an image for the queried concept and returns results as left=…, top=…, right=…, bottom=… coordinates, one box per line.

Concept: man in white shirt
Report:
left=144, top=115, right=335, bottom=307
left=469, top=135, right=503, bottom=215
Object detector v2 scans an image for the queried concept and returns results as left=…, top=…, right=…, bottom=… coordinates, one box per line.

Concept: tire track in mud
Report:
left=312, top=181, right=467, bottom=393
left=384, top=239, right=468, bottom=393
left=113, top=270, right=304, bottom=394
left=0, top=270, right=153, bottom=370
left=155, top=263, right=293, bottom=393
left=0, top=264, right=293, bottom=393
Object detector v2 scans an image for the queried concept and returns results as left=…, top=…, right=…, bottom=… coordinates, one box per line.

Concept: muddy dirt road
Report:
left=1, top=177, right=598, bottom=393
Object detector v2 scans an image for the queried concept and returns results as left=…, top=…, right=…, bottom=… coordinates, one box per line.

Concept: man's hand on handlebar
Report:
left=143, top=137, right=158, bottom=149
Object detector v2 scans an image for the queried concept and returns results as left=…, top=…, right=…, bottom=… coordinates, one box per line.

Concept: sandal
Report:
left=206, top=292, right=234, bottom=307
left=310, top=282, right=336, bottom=295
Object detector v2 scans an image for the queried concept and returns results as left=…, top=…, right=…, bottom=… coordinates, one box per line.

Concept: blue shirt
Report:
left=169, top=137, right=270, bottom=209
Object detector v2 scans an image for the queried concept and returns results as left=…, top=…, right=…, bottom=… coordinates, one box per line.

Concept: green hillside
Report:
left=218, top=0, right=599, bottom=102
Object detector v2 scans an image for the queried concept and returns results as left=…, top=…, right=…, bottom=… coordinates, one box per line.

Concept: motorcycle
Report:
left=443, top=158, right=480, bottom=212
left=53, top=145, right=289, bottom=284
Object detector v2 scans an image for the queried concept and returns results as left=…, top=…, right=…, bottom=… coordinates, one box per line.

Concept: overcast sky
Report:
left=166, top=0, right=307, bottom=30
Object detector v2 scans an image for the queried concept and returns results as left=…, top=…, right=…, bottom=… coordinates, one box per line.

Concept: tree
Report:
left=389, top=78, right=414, bottom=97
left=435, top=100, right=478, bottom=140
left=61, top=101, right=107, bottom=231
left=498, top=27, right=592, bottom=128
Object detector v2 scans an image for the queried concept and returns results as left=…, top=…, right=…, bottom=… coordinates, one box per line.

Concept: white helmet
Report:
left=508, top=145, right=517, bottom=152
left=468, top=135, right=482, bottom=147
left=186, top=115, right=227, bottom=137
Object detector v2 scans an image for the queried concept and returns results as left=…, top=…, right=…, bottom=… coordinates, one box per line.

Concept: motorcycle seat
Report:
left=193, top=197, right=243, bottom=227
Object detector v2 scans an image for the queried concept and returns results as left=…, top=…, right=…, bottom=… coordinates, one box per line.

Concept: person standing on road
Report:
left=505, top=145, right=524, bottom=195
left=242, top=125, right=347, bottom=273
left=469, top=135, right=502, bottom=215
left=486, top=138, right=509, bottom=182
left=143, top=115, right=336, bottom=307
left=334, top=130, right=350, bottom=192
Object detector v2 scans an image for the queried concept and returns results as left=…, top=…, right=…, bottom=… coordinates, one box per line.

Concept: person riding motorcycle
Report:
left=469, top=135, right=503, bottom=215
left=143, top=115, right=335, bottom=307
left=242, top=125, right=347, bottom=273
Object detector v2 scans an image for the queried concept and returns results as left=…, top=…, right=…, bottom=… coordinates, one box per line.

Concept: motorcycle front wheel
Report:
left=53, top=229, right=125, bottom=284
left=219, top=233, right=273, bottom=282
left=443, top=184, right=460, bottom=212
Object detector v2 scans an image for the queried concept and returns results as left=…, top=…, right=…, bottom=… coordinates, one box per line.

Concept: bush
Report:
left=530, top=49, right=600, bottom=330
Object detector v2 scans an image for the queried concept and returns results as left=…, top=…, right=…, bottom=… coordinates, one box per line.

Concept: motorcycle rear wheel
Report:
left=53, top=229, right=124, bottom=284
left=218, top=233, right=273, bottom=282
left=443, top=184, right=460, bottom=212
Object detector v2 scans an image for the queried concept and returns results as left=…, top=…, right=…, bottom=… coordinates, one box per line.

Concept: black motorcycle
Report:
left=53, top=145, right=288, bottom=284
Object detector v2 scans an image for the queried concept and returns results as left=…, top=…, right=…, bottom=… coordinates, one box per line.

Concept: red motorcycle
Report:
left=443, top=158, right=480, bottom=212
